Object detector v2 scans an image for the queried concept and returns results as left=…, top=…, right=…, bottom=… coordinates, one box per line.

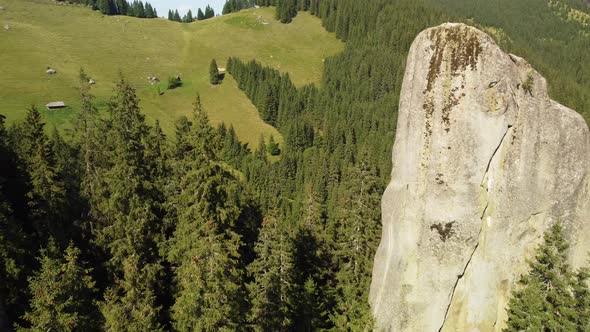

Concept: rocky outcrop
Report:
left=369, top=23, right=590, bottom=331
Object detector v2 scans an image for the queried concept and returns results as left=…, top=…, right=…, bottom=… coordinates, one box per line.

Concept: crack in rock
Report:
left=438, top=240, right=480, bottom=332
left=439, top=125, right=512, bottom=331
left=481, top=125, right=513, bottom=184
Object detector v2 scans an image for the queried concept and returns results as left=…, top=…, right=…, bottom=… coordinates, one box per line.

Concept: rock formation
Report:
left=369, top=23, right=590, bottom=331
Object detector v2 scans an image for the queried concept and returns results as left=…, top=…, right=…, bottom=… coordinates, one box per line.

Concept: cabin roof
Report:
left=46, top=101, right=65, bottom=109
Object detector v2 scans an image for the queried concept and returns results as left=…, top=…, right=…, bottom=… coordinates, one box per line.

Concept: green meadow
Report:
left=0, top=0, right=343, bottom=146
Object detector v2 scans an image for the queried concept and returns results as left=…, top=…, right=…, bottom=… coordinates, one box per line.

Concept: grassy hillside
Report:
left=0, top=0, right=343, bottom=147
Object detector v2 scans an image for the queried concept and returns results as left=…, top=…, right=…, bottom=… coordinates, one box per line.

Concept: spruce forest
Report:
left=1, top=0, right=589, bottom=330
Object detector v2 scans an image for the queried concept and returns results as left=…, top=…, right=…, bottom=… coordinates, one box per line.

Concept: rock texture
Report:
left=369, top=23, right=590, bottom=331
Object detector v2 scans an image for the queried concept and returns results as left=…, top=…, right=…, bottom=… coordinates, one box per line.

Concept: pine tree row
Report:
left=222, top=0, right=256, bottom=15
left=92, top=0, right=158, bottom=17
left=168, top=5, right=215, bottom=23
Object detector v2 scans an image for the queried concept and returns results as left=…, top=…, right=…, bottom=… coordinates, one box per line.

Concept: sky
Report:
left=149, top=0, right=227, bottom=17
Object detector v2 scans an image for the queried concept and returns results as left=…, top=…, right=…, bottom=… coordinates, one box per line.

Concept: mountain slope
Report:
left=0, top=0, right=343, bottom=146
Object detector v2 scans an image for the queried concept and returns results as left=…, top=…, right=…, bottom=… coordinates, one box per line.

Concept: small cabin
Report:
left=46, top=101, right=65, bottom=110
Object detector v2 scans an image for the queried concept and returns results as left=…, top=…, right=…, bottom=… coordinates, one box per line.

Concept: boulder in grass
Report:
left=46, top=68, right=57, bottom=75
left=3, top=25, right=11, bottom=30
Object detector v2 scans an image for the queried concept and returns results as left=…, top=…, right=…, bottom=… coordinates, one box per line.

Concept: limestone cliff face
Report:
left=369, top=23, right=590, bottom=331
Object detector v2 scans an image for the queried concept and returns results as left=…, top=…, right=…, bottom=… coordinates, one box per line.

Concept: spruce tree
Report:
left=13, top=106, right=66, bottom=243
left=205, top=5, right=215, bottom=18
left=49, top=127, right=83, bottom=237
left=573, top=265, right=590, bottom=331
left=222, top=1, right=231, bottom=14
left=115, top=0, right=127, bottom=15
left=266, top=134, right=280, bottom=155
left=0, top=182, right=26, bottom=330
left=0, top=114, right=30, bottom=329
left=145, top=3, right=154, bottom=18
left=97, top=0, right=112, bottom=14
left=328, top=160, right=381, bottom=330
left=136, top=1, right=145, bottom=17
left=247, top=211, right=297, bottom=331
left=83, top=76, right=165, bottom=330
left=101, top=255, right=163, bottom=331
left=255, top=134, right=267, bottom=161
left=76, top=68, right=100, bottom=196
left=167, top=95, right=246, bottom=331
left=276, top=0, right=296, bottom=23
left=504, top=223, right=579, bottom=331
left=209, top=59, right=220, bottom=85
left=197, top=8, right=205, bottom=20
left=19, top=240, right=98, bottom=331
left=293, top=184, right=330, bottom=330
left=174, top=9, right=181, bottom=22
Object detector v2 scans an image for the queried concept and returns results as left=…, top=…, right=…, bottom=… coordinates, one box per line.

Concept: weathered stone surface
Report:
left=369, top=22, right=590, bottom=331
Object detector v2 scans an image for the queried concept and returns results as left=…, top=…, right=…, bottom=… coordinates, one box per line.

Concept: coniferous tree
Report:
left=83, top=76, right=164, bottom=330
left=328, top=159, right=381, bottom=330
left=174, top=9, right=181, bottom=22
left=19, top=240, right=98, bottom=331
left=205, top=5, right=215, bottom=18
left=573, top=265, right=590, bottom=331
left=209, top=59, right=220, bottom=85
left=256, top=84, right=277, bottom=124
left=247, top=211, right=297, bottom=331
left=184, top=9, right=193, bottom=22
left=222, top=0, right=255, bottom=14
left=168, top=9, right=173, bottom=20
left=504, top=223, right=579, bottom=331
left=115, top=0, right=127, bottom=14
left=49, top=128, right=83, bottom=237
left=0, top=156, right=26, bottom=330
left=126, top=0, right=135, bottom=16
left=101, top=255, right=163, bottom=331
left=12, top=106, right=66, bottom=244
left=0, top=113, right=31, bottom=330
left=76, top=69, right=99, bottom=187
left=145, top=120, right=169, bottom=197
left=293, top=184, right=330, bottom=330
left=276, top=0, right=297, bottom=23
left=222, top=1, right=231, bottom=14
left=145, top=3, right=154, bottom=18
left=255, top=134, right=267, bottom=161
left=97, top=0, right=113, bottom=14
left=136, top=1, right=145, bottom=17
left=167, top=95, right=246, bottom=331
left=197, top=8, right=205, bottom=20
left=266, top=135, right=280, bottom=156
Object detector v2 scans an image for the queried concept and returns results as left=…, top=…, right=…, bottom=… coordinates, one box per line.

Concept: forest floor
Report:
left=0, top=0, right=343, bottom=147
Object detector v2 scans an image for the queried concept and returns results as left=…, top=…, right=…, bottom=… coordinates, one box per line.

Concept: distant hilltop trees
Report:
left=222, top=0, right=316, bottom=23
left=56, top=0, right=158, bottom=18
left=167, top=5, right=215, bottom=23
left=222, top=0, right=256, bottom=14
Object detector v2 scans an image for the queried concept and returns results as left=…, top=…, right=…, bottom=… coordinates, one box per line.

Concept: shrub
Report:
left=167, top=76, right=182, bottom=90
left=266, top=135, right=280, bottom=156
